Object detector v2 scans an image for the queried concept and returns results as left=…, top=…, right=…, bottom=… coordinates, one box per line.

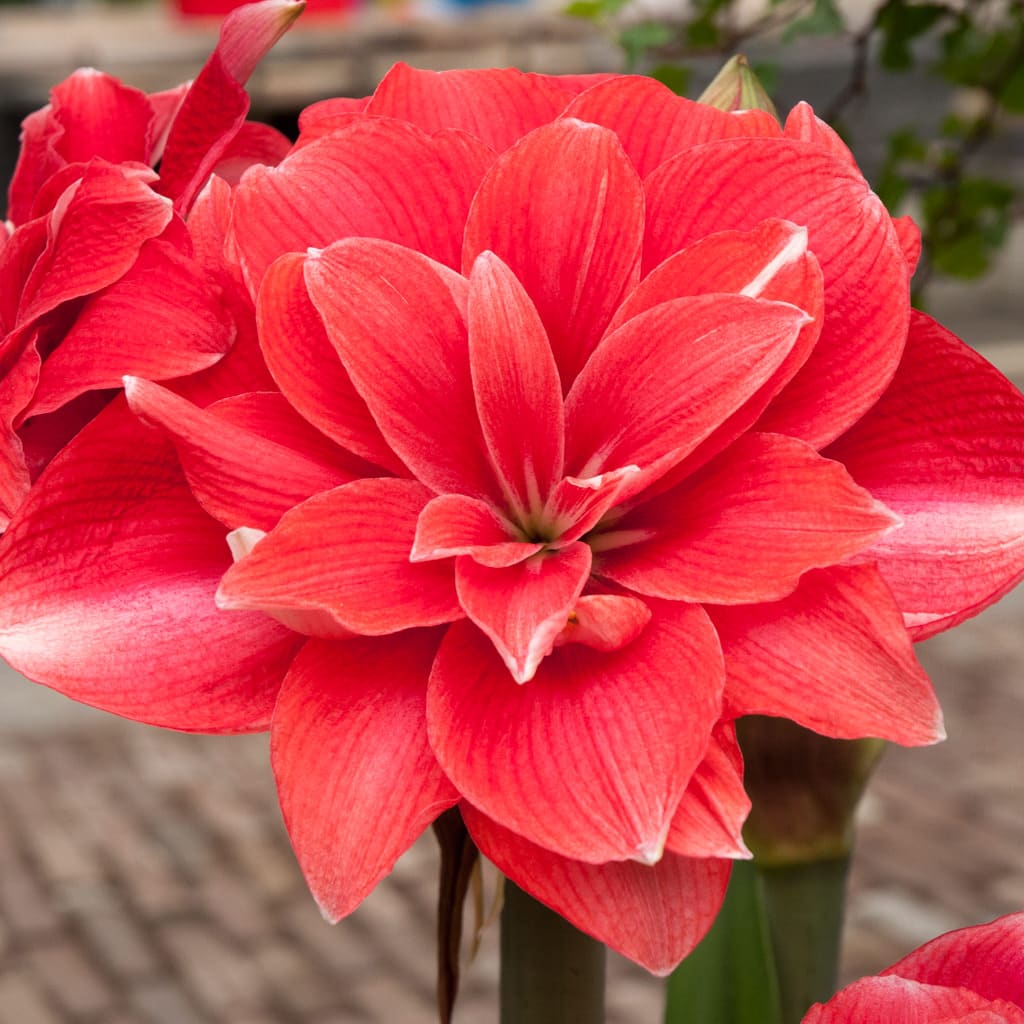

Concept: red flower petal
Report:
left=463, top=802, right=732, bottom=975
left=271, top=633, right=458, bottom=922
left=463, top=118, right=644, bottom=388
left=297, top=95, right=370, bottom=141
left=17, top=163, right=172, bottom=329
left=186, top=174, right=238, bottom=278
left=0, top=217, right=48, bottom=335
left=455, top=542, right=592, bottom=683
left=256, top=252, right=402, bottom=473
left=157, top=0, right=303, bottom=214
left=606, top=220, right=824, bottom=483
left=564, top=294, right=808, bottom=486
left=305, top=238, right=497, bottom=500
left=0, top=352, right=39, bottom=526
left=212, top=121, right=292, bottom=186
left=210, top=391, right=366, bottom=473
left=783, top=101, right=857, bottom=171
left=467, top=251, right=564, bottom=520
left=803, top=977, right=1024, bottom=1023
left=427, top=601, right=724, bottom=863
left=412, top=493, right=541, bottom=568
left=826, top=312, right=1024, bottom=638
left=544, top=465, right=642, bottom=546
left=892, top=215, right=922, bottom=273
left=231, top=119, right=495, bottom=291
left=214, top=0, right=304, bottom=82
left=7, top=107, right=62, bottom=226
left=645, top=138, right=910, bottom=446
left=666, top=722, right=751, bottom=859
left=29, top=240, right=232, bottom=417
left=712, top=564, right=944, bottom=745
left=553, top=593, right=652, bottom=653
left=125, top=377, right=351, bottom=531
left=595, top=433, right=897, bottom=604
left=0, top=401, right=298, bottom=730
left=563, top=75, right=781, bottom=178
left=882, top=912, right=1024, bottom=1007
left=366, top=64, right=573, bottom=152
left=49, top=69, right=154, bottom=166
left=217, top=477, right=463, bottom=636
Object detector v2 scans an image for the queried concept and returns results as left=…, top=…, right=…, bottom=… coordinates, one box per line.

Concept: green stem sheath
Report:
left=499, top=881, right=606, bottom=1024
left=664, top=860, right=783, bottom=1024
left=758, top=854, right=851, bottom=1024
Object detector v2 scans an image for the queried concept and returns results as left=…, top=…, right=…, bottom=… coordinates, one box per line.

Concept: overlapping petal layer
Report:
left=826, top=312, right=1024, bottom=638
left=644, top=138, right=909, bottom=447
left=712, top=564, right=944, bottom=744
left=218, top=478, right=463, bottom=636
left=428, top=602, right=723, bottom=864
left=463, top=118, right=644, bottom=386
left=463, top=802, right=732, bottom=975
left=596, top=433, right=897, bottom=603
left=272, top=633, right=459, bottom=922
left=231, top=120, right=494, bottom=291
left=0, top=403, right=298, bottom=730
left=804, top=913, right=1024, bottom=1022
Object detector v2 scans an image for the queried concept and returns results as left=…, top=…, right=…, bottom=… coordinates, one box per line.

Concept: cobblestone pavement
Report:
left=0, top=579, right=1021, bottom=1023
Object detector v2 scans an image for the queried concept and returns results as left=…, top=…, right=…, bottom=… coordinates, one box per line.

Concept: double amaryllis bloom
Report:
left=3, top=53, right=1024, bottom=973
left=0, top=0, right=301, bottom=527
left=804, top=913, right=1024, bottom=1021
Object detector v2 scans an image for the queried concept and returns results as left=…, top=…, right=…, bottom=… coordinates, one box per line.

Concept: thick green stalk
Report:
left=499, top=882, right=606, bottom=1024
left=758, top=856, right=851, bottom=1024
left=735, top=719, right=883, bottom=1024
left=664, top=860, right=783, bottom=1024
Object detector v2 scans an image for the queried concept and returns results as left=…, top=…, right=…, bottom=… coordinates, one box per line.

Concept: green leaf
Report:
left=999, top=61, right=1024, bottom=113
left=665, top=862, right=784, bottom=1024
left=782, top=0, right=843, bottom=42
left=877, top=2, right=948, bottom=71
left=565, top=1, right=605, bottom=21
left=686, top=15, right=721, bottom=48
left=923, top=177, right=1015, bottom=279
left=651, top=63, right=692, bottom=96
left=752, top=61, right=779, bottom=95
left=619, top=21, right=673, bottom=69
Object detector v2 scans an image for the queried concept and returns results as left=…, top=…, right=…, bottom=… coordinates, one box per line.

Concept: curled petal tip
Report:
left=218, top=0, right=306, bottom=85
left=634, top=835, right=666, bottom=866
left=315, top=898, right=341, bottom=926
left=226, top=526, right=267, bottom=563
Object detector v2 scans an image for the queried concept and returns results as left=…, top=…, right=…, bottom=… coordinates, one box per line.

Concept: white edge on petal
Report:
left=739, top=224, right=808, bottom=298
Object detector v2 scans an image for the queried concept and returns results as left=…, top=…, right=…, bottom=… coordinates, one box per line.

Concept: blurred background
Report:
left=1, top=0, right=1022, bottom=1020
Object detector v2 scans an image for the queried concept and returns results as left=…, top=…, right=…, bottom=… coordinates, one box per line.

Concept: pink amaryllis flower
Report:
left=2, top=67, right=1024, bottom=973
left=0, top=0, right=302, bottom=526
left=804, top=913, right=1024, bottom=1021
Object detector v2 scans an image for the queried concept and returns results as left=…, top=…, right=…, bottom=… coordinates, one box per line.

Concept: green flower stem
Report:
left=499, top=881, right=606, bottom=1024
left=758, top=855, right=851, bottom=1024
left=664, top=860, right=783, bottom=1024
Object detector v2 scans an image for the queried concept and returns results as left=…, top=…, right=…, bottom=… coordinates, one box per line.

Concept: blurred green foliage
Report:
left=567, top=0, right=1024, bottom=293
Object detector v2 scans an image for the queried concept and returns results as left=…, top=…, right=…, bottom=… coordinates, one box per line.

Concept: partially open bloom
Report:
left=2, top=66, right=1024, bottom=973
left=804, top=913, right=1024, bottom=1021
left=0, top=0, right=302, bottom=526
